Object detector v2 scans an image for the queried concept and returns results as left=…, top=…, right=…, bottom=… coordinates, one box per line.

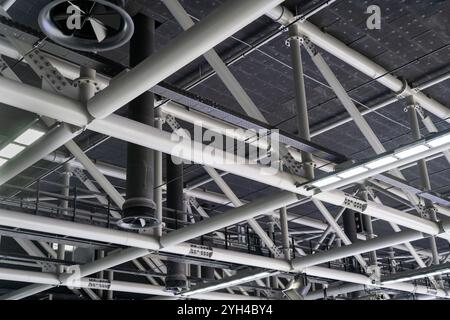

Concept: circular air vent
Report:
left=38, top=0, right=134, bottom=52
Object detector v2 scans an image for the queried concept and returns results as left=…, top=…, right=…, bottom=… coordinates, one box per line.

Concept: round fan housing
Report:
left=38, top=0, right=134, bottom=52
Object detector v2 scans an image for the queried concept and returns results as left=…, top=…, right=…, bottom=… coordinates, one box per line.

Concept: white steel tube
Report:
left=311, top=72, right=450, bottom=137
left=162, top=0, right=267, bottom=123
left=0, top=208, right=447, bottom=298
left=0, top=76, right=446, bottom=243
left=203, top=166, right=283, bottom=257
left=0, top=268, right=261, bottom=300
left=266, top=7, right=450, bottom=122
left=160, top=191, right=301, bottom=248
left=65, top=140, right=125, bottom=209
left=0, top=0, right=16, bottom=11
left=421, top=115, right=450, bottom=164
left=291, top=230, right=424, bottom=270
left=87, top=0, right=284, bottom=119
left=0, top=124, right=80, bottom=186
left=303, top=265, right=448, bottom=298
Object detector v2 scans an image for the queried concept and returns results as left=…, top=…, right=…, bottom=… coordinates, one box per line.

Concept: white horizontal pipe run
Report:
left=292, top=229, right=424, bottom=270
left=161, top=101, right=334, bottom=171
left=0, top=268, right=262, bottom=300
left=0, top=207, right=292, bottom=272
left=157, top=103, right=450, bottom=219
left=160, top=191, right=301, bottom=248
left=0, top=207, right=446, bottom=298
left=303, top=266, right=449, bottom=298
left=89, top=114, right=302, bottom=193
left=0, top=34, right=445, bottom=229
left=313, top=190, right=444, bottom=238
left=0, top=75, right=446, bottom=243
left=266, top=6, right=450, bottom=123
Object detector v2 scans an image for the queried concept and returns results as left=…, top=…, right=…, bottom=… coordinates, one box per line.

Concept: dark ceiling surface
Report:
left=1, top=0, right=450, bottom=252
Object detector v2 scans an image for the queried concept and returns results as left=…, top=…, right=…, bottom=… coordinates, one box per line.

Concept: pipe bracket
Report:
left=394, top=78, right=411, bottom=100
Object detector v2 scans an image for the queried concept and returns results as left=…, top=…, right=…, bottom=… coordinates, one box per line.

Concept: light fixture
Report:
left=381, top=262, right=450, bottom=285
left=394, top=144, right=429, bottom=159
left=0, top=143, right=25, bottom=159
left=309, top=130, right=450, bottom=191
left=311, top=176, right=342, bottom=188
left=427, top=134, right=450, bottom=148
left=337, top=166, right=369, bottom=179
left=283, top=273, right=311, bottom=300
left=52, top=243, right=75, bottom=252
left=14, top=128, right=45, bottom=146
left=179, top=269, right=276, bottom=297
left=365, top=156, right=397, bottom=169
left=0, top=159, right=7, bottom=167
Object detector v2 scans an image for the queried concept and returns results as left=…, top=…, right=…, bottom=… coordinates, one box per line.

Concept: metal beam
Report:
left=0, top=207, right=448, bottom=298
left=87, top=0, right=285, bottom=119
left=0, top=69, right=448, bottom=239
left=311, top=72, right=450, bottom=138
left=266, top=6, right=450, bottom=123
left=161, top=0, right=266, bottom=123
left=0, top=267, right=260, bottom=300
left=292, top=230, right=424, bottom=271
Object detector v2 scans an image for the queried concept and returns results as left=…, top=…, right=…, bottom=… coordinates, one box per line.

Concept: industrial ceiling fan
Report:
left=38, top=0, right=134, bottom=52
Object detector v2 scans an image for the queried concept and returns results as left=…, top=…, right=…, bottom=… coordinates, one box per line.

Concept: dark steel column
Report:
left=343, top=208, right=360, bottom=298
left=343, top=209, right=359, bottom=272
left=121, top=14, right=158, bottom=229
left=165, top=158, right=188, bottom=292
left=201, top=265, right=215, bottom=281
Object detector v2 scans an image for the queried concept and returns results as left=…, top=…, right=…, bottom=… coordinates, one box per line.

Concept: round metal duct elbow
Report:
left=165, top=274, right=189, bottom=293
left=117, top=197, right=159, bottom=230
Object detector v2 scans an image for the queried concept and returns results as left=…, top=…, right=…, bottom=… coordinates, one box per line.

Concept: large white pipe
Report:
left=0, top=207, right=447, bottom=298
left=0, top=0, right=16, bottom=11
left=1, top=29, right=446, bottom=225
left=266, top=7, right=450, bottom=122
left=0, top=76, right=447, bottom=242
left=160, top=190, right=301, bottom=248
left=311, top=72, right=450, bottom=138
left=291, top=229, right=424, bottom=270
left=87, top=0, right=285, bottom=119
left=158, top=102, right=450, bottom=218
left=0, top=124, right=80, bottom=186
left=160, top=101, right=334, bottom=171
left=64, top=140, right=125, bottom=210
left=14, top=191, right=299, bottom=295
left=303, top=265, right=448, bottom=298
left=162, top=0, right=267, bottom=123
left=0, top=268, right=262, bottom=300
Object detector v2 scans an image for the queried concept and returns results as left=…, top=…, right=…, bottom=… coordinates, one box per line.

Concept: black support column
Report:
left=343, top=208, right=360, bottom=298
left=165, top=158, right=188, bottom=292
left=343, top=209, right=359, bottom=272
left=121, top=14, right=158, bottom=229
